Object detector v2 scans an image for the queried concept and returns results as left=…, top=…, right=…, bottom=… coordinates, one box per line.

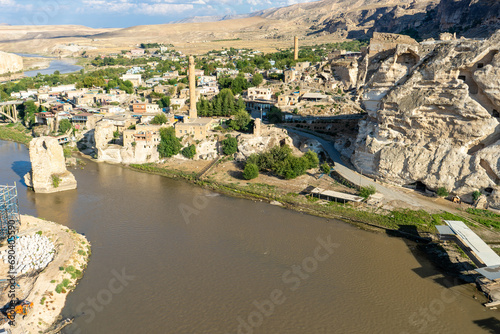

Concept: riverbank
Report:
left=129, top=162, right=464, bottom=236
left=0, top=124, right=32, bottom=146
left=0, top=215, right=91, bottom=333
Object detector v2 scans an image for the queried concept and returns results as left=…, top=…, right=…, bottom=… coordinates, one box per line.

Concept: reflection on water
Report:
left=0, top=140, right=499, bottom=334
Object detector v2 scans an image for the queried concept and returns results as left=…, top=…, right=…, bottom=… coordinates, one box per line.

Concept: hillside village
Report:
left=1, top=36, right=364, bottom=165
left=2, top=30, right=500, bottom=211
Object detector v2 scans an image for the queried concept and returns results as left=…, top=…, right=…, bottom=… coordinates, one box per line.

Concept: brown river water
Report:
left=1, top=140, right=500, bottom=333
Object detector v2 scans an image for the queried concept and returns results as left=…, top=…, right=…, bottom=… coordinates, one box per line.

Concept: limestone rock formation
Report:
left=0, top=51, right=23, bottom=75
left=24, top=137, right=77, bottom=193
left=353, top=31, right=500, bottom=206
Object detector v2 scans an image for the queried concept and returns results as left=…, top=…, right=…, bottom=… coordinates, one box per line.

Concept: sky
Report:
left=0, top=0, right=316, bottom=28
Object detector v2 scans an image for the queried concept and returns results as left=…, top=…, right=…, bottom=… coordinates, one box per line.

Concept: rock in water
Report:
left=24, top=137, right=77, bottom=193
left=0, top=51, right=23, bottom=75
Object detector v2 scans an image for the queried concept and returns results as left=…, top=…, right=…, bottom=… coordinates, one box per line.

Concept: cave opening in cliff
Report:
left=493, top=109, right=499, bottom=118
left=407, top=181, right=427, bottom=192
left=396, top=52, right=419, bottom=68
left=458, top=70, right=479, bottom=94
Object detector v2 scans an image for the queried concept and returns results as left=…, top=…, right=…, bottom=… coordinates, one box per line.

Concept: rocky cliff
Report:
left=0, top=51, right=23, bottom=75
left=257, top=0, right=498, bottom=40
left=353, top=31, right=500, bottom=206
left=24, top=137, right=77, bottom=193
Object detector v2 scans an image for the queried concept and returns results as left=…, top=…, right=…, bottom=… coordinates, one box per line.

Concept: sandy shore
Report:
left=0, top=215, right=90, bottom=333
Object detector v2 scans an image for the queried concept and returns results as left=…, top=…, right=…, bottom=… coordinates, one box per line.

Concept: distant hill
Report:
left=0, top=0, right=498, bottom=55
left=173, top=14, right=252, bottom=24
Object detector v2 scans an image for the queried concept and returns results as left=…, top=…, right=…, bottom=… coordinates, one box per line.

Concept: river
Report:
left=0, top=140, right=499, bottom=334
left=15, top=53, right=82, bottom=77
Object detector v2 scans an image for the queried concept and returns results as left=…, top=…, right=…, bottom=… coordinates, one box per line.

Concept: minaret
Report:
left=188, top=55, right=197, bottom=119
left=294, top=36, right=299, bottom=61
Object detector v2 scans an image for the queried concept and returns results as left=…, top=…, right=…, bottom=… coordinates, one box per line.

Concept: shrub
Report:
left=221, top=136, right=238, bottom=155
left=359, top=185, right=376, bottom=199
left=243, top=163, right=259, bottom=180
left=51, top=175, right=61, bottom=188
left=55, top=284, right=63, bottom=293
left=436, top=187, right=449, bottom=197
left=321, top=162, right=330, bottom=174
left=63, top=146, right=72, bottom=158
left=181, top=144, right=196, bottom=159
left=472, top=190, right=482, bottom=202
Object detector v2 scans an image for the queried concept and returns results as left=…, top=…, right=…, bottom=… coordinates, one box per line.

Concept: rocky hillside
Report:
left=0, top=51, right=23, bottom=75
left=256, top=0, right=499, bottom=39
left=352, top=31, right=500, bottom=207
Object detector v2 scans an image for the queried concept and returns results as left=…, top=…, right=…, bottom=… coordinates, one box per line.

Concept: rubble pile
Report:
left=1, top=234, right=55, bottom=274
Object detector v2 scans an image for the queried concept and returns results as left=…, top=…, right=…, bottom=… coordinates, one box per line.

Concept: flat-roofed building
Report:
left=247, top=87, right=272, bottom=101
left=175, top=117, right=215, bottom=140
left=132, top=103, right=160, bottom=114
left=121, top=73, right=142, bottom=87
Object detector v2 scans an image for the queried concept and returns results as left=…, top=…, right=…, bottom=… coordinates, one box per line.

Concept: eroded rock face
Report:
left=353, top=31, right=500, bottom=205
left=24, top=137, right=77, bottom=193
left=0, top=51, right=23, bottom=75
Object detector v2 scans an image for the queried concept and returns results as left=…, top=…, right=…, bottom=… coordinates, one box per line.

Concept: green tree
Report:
left=157, top=96, right=171, bottom=108
left=359, top=186, right=376, bottom=199
left=151, top=113, right=167, bottom=125
left=20, top=101, right=37, bottom=127
left=158, top=127, right=182, bottom=158
left=221, top=136, right=238, bottom=155
left=303, top=150, right=319, bottom=169
left=236, top=96, right=246, bottom=111
left=243, top=163, right=259, bottom=180
left=230, top=76, right=248, bottom=95
left=228, top=110, right=251, bottom=131
left=59, top=119, right=72, bottom=133
left=252, top=73, right=263, bottom=86
left=181, top=144, right=196, bottom=159
left=267, top=106, right=283, bottom=124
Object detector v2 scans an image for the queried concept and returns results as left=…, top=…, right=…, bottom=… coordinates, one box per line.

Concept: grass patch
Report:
left=40, top=297, right=46, bottom=305
left=466, top=208, right=500, bottom=219
left=0, top=123, right=32, bottom=145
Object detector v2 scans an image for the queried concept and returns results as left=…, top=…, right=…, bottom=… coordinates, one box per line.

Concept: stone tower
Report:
left=188, top=55, right=197, bottom=119
left=294, top=36, right=299, bottom=61
left=254, top=118, right=261, bottom=137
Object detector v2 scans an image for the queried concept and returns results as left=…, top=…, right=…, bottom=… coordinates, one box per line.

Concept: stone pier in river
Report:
left=24, top=136, right=77, bottom=193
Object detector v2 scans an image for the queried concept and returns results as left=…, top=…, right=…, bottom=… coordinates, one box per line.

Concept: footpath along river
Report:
left=0, top=140, right=499, bottom=333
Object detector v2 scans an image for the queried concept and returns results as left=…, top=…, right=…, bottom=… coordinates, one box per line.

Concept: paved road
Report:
left=285, top=126, right=425, bottom=205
